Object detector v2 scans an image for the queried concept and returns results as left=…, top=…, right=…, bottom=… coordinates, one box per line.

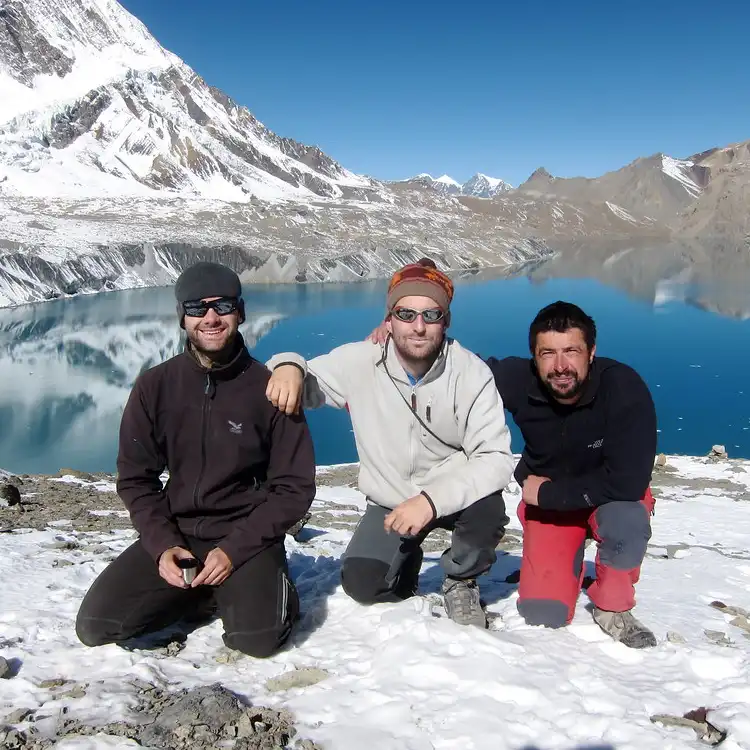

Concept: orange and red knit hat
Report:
left=386, top=258, right=454, bottom=312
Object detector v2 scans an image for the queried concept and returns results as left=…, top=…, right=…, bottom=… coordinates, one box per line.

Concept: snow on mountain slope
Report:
left=0, top=0, right=373, bottom=201
left=462, top=172, right=513, bottom=197
left=661, top=156, right=702, bottom=198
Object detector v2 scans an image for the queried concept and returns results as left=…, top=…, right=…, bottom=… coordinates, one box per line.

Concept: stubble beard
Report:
left=187, top=326, right=237, bottom=366
left=543, top=370, right=585, bottom=401
left=392, top=333, right=443, bottom=372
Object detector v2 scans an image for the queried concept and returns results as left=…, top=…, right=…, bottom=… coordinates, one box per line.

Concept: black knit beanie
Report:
left=174, top=262, right=244, bottom=327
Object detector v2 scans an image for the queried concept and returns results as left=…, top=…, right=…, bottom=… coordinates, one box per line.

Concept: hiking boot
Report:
left=592, top=606, right=657, bottom=648
left=442, top=578, right=487, bottom=629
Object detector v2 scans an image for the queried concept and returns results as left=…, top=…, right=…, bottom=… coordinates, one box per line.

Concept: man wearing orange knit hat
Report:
left=265, top=259, right=514, bottom=628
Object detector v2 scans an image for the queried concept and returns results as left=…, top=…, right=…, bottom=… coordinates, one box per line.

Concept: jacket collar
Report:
left=183, top=333, right=252, bottom=380
left=377, top=334, right=449, bottom=386
left=528, top=356, right=601, bottom=408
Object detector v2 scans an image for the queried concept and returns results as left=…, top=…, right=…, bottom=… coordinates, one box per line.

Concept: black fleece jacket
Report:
left=116, top=336, right=316, bottom=566
left=486, top=356, right=656, bottom=511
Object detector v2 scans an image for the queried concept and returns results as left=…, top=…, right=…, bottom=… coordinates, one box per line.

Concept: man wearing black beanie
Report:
left=76, top=261, right=316, bottom=658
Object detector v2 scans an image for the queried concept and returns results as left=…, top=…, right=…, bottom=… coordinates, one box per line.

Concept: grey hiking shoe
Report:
left=442, top=578, right=487, bottom=629
left=592, top=606, right=657, bottom=648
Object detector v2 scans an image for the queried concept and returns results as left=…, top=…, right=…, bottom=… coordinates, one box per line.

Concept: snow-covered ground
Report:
left=2, top=456, right=750, bottom=748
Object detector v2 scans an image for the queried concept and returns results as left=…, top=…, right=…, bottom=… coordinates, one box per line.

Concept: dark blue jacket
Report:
left=486, top=356, right=656, bottom=511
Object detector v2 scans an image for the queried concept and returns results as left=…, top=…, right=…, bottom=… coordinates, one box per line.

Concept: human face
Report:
left=533, top=328, right=595, bottom=403
left=183, top=296, right=240, bottom=358
left=385, top=294, right=447, bottom=374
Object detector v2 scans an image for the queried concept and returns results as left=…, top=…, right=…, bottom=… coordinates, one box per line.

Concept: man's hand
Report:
left=366, top=322, right=389, bottom=345
left=384, top=494, right=435, bottom=536
left=266, top=364, right=304, bottom=415
left=522, top=475, right=550, bottom=506
left=191, top=548, right=234, bottom=587
left=158, top=546, right=195, bottom=588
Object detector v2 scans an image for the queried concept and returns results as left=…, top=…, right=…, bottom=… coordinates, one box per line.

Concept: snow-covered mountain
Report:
left=0, top=0, right=745, bottom=310
left=0, top=0, right=555, bottom=307
left=0, top=0, right=372, bottom=201
left=461, top=173, right=513, bottom=197
left=398, top=172, right=512, bottom=198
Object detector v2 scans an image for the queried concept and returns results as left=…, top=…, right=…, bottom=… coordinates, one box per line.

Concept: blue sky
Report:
left=120, top=0, right=748, bottom=187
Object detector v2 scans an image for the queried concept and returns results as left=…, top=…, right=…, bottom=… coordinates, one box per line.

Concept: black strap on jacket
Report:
left=378, top=336, right=462, bottom=452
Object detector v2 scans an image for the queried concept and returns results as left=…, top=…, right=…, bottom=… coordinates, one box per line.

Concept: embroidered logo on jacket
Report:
left=588, top=438, right=604, bottom=449
left=228, top=420, right=243, bottom=435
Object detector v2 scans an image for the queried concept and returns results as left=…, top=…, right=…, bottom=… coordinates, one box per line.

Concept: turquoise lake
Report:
left=1, top=266, right=749, bottom=474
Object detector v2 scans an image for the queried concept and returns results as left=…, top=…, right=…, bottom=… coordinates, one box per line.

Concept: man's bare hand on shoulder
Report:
left=384, top=494, right=435, bottom=537
left=366, top=322, right=388, bottom=345
left=158, top=546, right=195, bottom=588
left=266, top=364, right=304, bottom=415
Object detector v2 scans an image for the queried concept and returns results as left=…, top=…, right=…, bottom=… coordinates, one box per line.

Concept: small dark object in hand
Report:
left=176, top=557, right=199, bottom=585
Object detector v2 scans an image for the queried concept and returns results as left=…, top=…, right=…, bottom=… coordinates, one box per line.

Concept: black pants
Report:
left=75, top=538, right=298, bottom=658
left=341, top=491, right=508, bottom=605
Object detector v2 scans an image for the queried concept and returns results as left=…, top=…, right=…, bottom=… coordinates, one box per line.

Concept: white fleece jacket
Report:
left=267, top=337, right=514, bottom=516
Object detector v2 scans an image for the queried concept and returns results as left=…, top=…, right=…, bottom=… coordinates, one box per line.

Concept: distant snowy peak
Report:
left=461, top=173, right=513, bottom=197
left=400, top=172, right=512, bottom=198
left=0, top=0, right=374, bottom=201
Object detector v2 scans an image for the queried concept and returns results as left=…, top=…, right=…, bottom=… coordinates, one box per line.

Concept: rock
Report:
left=655, top=453, right=667, bottom=467
left=0, top=483, right=22, bottom=507
left=214, top=646, right=245, bottom=665
left=2, top=709, right=33, bottom=724
left=704, top=629, right=733, bottom=647
left=709, top=600, right=750, bottom=619
left=38, top=677, right=70, bottom=689
left=163, top=639, right=186, bottom=658
left=52, top=559, right=74, bottom=568
left=57, top=468, right=95, bottom=482
left=59, top=684, right=87, bottom=700
left=666, top=630, right=687, bottom=644
left=651, top=709, right=727, bottom=745
left=729, top=615, right=750, bottom=633
left=265, top=667, right=330, bottom=693
left=708, top=445, right=728, bottom=461
left=0, top=657, right=11, bottom=678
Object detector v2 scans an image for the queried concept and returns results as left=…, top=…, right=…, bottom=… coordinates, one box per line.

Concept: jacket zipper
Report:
left=192, top=372, right=214, bottom=510
left=409, top=386, right=417, bottom=477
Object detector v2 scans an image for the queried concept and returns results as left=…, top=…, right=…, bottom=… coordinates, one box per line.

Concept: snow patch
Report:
left=661, top=156, right=702, bottom=198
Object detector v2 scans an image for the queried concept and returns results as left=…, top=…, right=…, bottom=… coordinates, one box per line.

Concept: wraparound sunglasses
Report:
left=391, top=307, right=445, bottom=324
left=183, top=297, right=240, bottom=317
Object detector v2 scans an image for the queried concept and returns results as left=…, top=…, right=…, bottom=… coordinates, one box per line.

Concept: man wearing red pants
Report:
left=486, top=301, right=658, bottom=648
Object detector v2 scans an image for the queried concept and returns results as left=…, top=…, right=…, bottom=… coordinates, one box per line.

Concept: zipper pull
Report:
left=205, top=373, right=215, bottom=397
left=410, top=389, right=417, bottom=411
left=426, top=398, right=432, bottom=423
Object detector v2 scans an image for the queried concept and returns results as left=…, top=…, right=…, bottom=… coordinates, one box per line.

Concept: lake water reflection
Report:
left=1, top=255, right=749, bottom=474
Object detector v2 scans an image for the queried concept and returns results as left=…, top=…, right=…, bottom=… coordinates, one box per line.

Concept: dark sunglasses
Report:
left=183, top=297, right=240, bottom=317
left=391, top=307, right=445, bottom=324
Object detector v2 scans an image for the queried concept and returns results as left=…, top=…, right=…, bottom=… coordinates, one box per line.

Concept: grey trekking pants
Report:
left=340, top=491, right=508, bottom=605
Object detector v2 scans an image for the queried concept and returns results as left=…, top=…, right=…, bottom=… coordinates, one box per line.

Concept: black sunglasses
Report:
left=391, top=307, right=445, bottom=324
left=183, top=297, right=240, bottom=317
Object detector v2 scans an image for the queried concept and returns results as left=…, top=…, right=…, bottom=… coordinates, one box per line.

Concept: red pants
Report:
left=517, top=490, right=655, bottom=627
